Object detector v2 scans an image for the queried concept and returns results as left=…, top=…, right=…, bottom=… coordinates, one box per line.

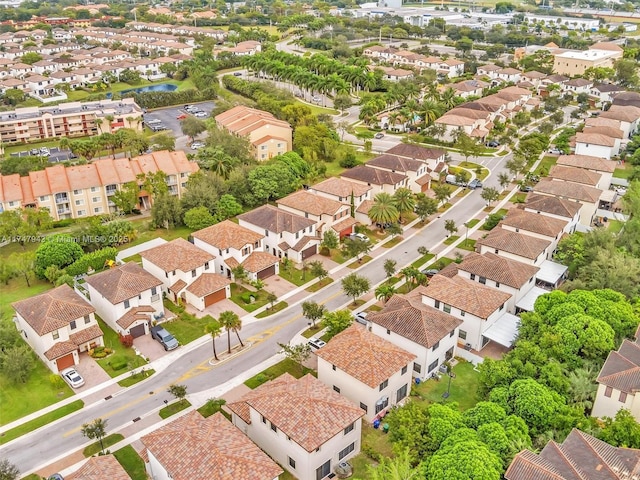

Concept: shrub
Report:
left=53, top=219, right=75, bottom=228
left=49, top=373, right=65, bottom=388
left=108, top=356, right=128, bottom=371
left=320, top=246, right=330, bottom=256
left=483, top=213, right=503, bottom=231
left=66, top=247, right=118, bottom=276
left=119, top=334, right=134, bottom=348
left=255, top=373, right=268, bottom=384
left=240, top=292, right=254, bottom=304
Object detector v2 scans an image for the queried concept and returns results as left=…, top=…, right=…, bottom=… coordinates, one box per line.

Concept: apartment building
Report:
left=0, top=150, right=199, bottom=220
left=552, top=43, right=623, bottom=76
left=0, top=98, right=143, bottom=145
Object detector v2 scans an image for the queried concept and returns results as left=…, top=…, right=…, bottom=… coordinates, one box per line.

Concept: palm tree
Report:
left=368, top=193, right=400, bottom=231
left=204, top=322, right=222, bottom=361
left=219, top=311, right=243, bottom=354
left=400, top=266, right=420, bottom=286
left=421, top=100, right=444, bottom=126
left=375, top=284, right=396, bottom=303
left=392, top=188, right=415, bottom=223
left=568, top=366, right=598, bottom=412
left=498, top=172, right=511, bottom=191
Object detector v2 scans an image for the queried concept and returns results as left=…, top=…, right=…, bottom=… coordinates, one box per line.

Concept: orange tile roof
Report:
left=67, top=454, right=131, bottom=480
left=69, top=324, right=104, bottom=346
left=456, top=252, right=539, bottom=289
left=238, top=205, right=315, bottom=234
left=169, top=279, right=187, bottom=293
left=501, top=208, right=568, bottom=238
left=241, top=251, right=278, bottom=273
left=534, top=178, right=603, bottom=203
left=140, top=238, right=214, bottom=273
left=192, top=220, right=263, bottom=251
left=0, top=174, right=22, bottom=202
left=185, top=273, right=230, bottom=297
left=13, top=284, right=96, bottom=335
left=116, top=306, right=155, bottom=329
left=575, top=132, right=616, bottom=147
left=19, top=176, right=34, bottom=205
left=44, top=340, right=78, bottom=360
left=331, top=216, right=357, bottom=233
left=316, top=324, right=415, bottom=388
left=278, top=190, right=344, bottom=216
left=548, top=165, right=601, bottom=186
left=556, top=154, right=616, bottom=173
left=477, top=227, right=551, bottom=260
left=524, top=193, right=581, bottom=218
left=141, top=411, right=283, bottom=480
left=228, top=374, right=363, bottom=452
left=84, top=262, right=162, bottom=305
left=341, top=165, right=407, bottom=186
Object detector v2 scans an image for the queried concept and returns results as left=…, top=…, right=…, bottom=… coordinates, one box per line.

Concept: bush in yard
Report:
left=65, top=247, right=118, bottom=276
left=483, top=213, right=503, bottom=231
left=241, top=292, right=254, bottom=304
left=34, top=234, right=84, bottom=278
left=255, top=373, right=268, bottom=384
left=108, top=356, right=128, bottom=371
left=49, top=373, right=65, bottom=389
left=119, top=334, right=134, bottom=348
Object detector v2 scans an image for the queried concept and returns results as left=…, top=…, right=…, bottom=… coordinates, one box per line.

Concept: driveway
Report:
left=73, top=353, right=111, bottom=390
left=263, top=275, right=296, bottom=299
left=134, top=334, right=168, bottom=362
left=190, top=298, right=247, bottom=320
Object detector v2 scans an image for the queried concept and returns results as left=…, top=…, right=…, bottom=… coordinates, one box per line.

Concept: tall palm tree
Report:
left=392, top=188, right=415, bottom=223
left=219, top=311, right=244, bottom=354
left=375, top=284, right=396, bottom=303
left=204, top=322, right=222, bottom=361
left=368, top=193, right=400, bottom=231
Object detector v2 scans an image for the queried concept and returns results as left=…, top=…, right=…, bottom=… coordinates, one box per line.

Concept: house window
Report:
left=84, top=315, right=90, bottom=324
left=288, top=457, right=296, bottom=469
left=461, top=311, right=466, bottom=317
left=151, top=287, right=157, bottom=295
left=401, top=365, right=407, bottom=375
left=191, top=269, right=196, bottom=278
left=270, top=422, right=277, bottom=432
left=379, top=379, right=388, bottom=391
left=124, top=299, right=130, bottom=308
left=204, top=262, right=209, bottom=270
left=494, top=249, right=499, bottom=254
left=413, top=362, right=421, bottom=373
left=386, top=329, right=390, bottom=335
left=92, top=196, right=100, bottom=203
left=605, top=386, right=613, bottom=397
left=470, top=274, right=475, bottom=280
left=443, top=304, right=451, bottom=314
left=479, top=276, right=486, bottom=285
left=434, top=300, right=440, bottom=309
left=52, top=330, right=59, bottom=340
left=333, top=385, right=340, bottom=393
left=94, top=207, right=102, bottom=213
left=73, top=189, right=81, bottom=195
left=496, top=282, right=500, bottom=288
left=261, top=415, right=266, bottom=424
left=428, top=359, right=439, bottom=372
left=90, top=186, right=98, bottom=192
left=500, top=303, right=504, bottom=311
left=70, top=320, right=76, bottom=330
left=459, top=330, right=467, bottom=340
left=360, top=402, right=368, bottom=413
left=375, top=396, right=389, bottom=414
left=75, top=200, right=83, bottom=206
left=265, top=229, right=269, bottom=236
left=397, top=383, right=408, bottom=402
left=339, top=442, right=355, bottom=461
left=344, top=423, right=354, bottom=435
left=332, top=364, right=336, bottom=371
left=316, top=460, right=331, bottom=480
left=449, top=330, right=455, bottom=337
left=620, top=392, right=628, bottom=403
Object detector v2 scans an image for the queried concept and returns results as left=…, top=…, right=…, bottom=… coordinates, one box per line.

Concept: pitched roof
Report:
left=84, top=262, right=162, bottom=305
left=341, top=165, right=407, bottom=186
left=523, top=193, right=582, bottom=219
left=238, top=205, right=315, bottom=234
left=367, top=154, right=424, bottom=173
left=368, top=291, right=463, bottom=348
left=456, top=252, right=539, bottom=289
left=556, top=154, right=616, bottom=173
left=477, top=228, right=551, bottom=260
left=385, top=143, right=446, bottom=161
left=420, top=275, right=511, bottom=319
left=241, top=251, right=279, bottom=273
left=215, top=105, right=291, bottom=136
left=501, top=208, right=568, bottom=238
left=44, top=340, right=79, bottom=360
left=548, top=165, right=602, bottom=186
left=311, top=177, right=371, bottom=198
left=597, top=339, right=640, bottom=394
left=533, top=178, right=603, bottom=203
left=316, top=324, right=415, bottom=388
left=140, top=238, right=214, bottom=273
left=575, top=132, right=616, bottom=147
left=13, top=284, right=96, bottom=335
left=600, top=105, right=640, bottom=123
left=69, top=324, right=104, bottom=346
left=67, top=455, right=130, bottom=480
left=277, top=191, right=343, bottom=216
left=141, top=411, right=283, bottom=480
left=228, top=373, right=363, bottom=452
left=185, top=273, right=230, bottom=297
left=192, top=220, right=263, bottom=251
left=505, top=429, right=640, bottom=480
left=116, top=306, right=155, bottom=329
left=582, top=125, right=624, bottom=139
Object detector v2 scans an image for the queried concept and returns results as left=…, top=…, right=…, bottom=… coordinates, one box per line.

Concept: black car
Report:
left=520, top=185, right=533, bottom=192
left=486, top=140, right=500, bottom=147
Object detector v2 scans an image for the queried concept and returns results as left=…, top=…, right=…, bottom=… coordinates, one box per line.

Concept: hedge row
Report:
left=123, top=87, right=217, bottom=109
left=66, top=247, right=118, bottom=276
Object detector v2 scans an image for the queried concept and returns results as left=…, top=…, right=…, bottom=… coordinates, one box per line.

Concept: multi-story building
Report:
left=552, top=43, right=623, bottom=76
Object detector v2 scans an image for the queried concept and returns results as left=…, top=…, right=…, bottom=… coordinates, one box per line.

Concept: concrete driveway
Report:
left=134, top=334, right=168, bottom=362
left=263, top=275, right=296, bottom=299
left=73, top=353, right=111, bottom=390
left=189, top=298, right=247, bottom=320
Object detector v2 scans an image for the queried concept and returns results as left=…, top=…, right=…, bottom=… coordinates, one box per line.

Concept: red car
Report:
left=176, top=113, right=187, bottom=120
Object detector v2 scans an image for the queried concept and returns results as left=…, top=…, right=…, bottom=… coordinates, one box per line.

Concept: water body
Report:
left=119, top=83, right=179, bottom=95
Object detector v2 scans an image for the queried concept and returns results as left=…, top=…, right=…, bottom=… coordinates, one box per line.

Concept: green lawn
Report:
left=301, top=323, right=324, bottom=338
left=458, top=239, right=476, bottom=251
left=0, top=276, right=51, bottom=322
left=117, top=369, right=155, bottom=388
left=197, top=400, right=231, bottom=420
left=114, top=445, right=147, bottom=480
left=278, top=264, right=319, bottom=286
left=382, top=236, right=403, bottom=248
left=466, top=218, right=480, bottom=228
left=327, top=249, right=348, bottom=264
left=229, top=284, right=272, bottom=312
left=511, top=193, right=527, bottom=204
left=614, top=164, right=633, bottom=179
left=534, top=156, right=557, bottom=177
left=349, top=423, right=396, bottom=479
left=83, top=433, right=124, bottom=457
left=412, top=360, right=480, bottom=410
left=411, top=253, right=435, bottom=269
left=96, top=318, right=147, bottom=378
left=118, top=222, right=193, bottom=251
left=255, top=301, right=288, bottom=318
left=161, top=311, right=214, bottom=345
left=305, top=277, right=334, bottom=292
left=159, top=399, right=191, bottom=419
left=430, top=257, right=455, bottom=270
left=348, top=255, right=372, bottom=268
left=608, top=219, right=625, bottom=233
left=244, top=358, right=315, bottom=389
left=443, top=235, right=459, bottom=246
left=0, top=399, right=83, bottom=443
left=295, top=99, right=338, bottom=116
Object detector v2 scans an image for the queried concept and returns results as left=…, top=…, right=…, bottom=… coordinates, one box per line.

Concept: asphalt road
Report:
left=143, top=101, right=216, bottom=151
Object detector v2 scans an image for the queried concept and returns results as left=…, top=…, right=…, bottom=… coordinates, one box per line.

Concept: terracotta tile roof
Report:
left=69, top=324, right=104, bottom=346
left=316, top=324, right=415, bottom=388
left=575, top=132, right=616, bottom=147
left=311, top=177, right=371, bottom=198
left=84, top=262, right=162, bottom=305
left=501, top=208, right=568, bottom=238
left=524, top=193, right=582, bottom=218
left=421, top=275, right=511, bottom=319
left=584, top=117, right=622, bottom=130
left=44, top=341, right=78, bottom=360
left=238, top=205, right=315, bottom=234
left=215, top=105, right=291, bottom=136
left=241, top=251, right=278, bottom=273
left=224, top=257, right=240, bottom=270
left=565, top=78, right=592, bottom=87
left=435, top=114, right=477, bottom=126
left=291, top=235, right=319, bottom=252
left=477, top=228, right=551, bottom=260
left=368, top=292, right=462, bottom=348
left=67, top=454, right=131, bottom=480
left=533, top=178, right=603, bottom=203
left=597, top=339, right=640, bottom=394
left=186, top=273, right=230, bottom=297
left=192, top=220, right=263, bottom=251
left=141, top=411, right=283, bottom=480
left=13, top=284, right=96, bottom=335
left=556, top=154, right=616, bottom=173
left=367, top=154, right=424, bottom=172
left=116, top=306, right=155, bottom=329
left=505, top=429, right=640, bottom=480
left=356, top=199, right=374, bottom=215
left=228, top=374, right=363, bottom=453
left=140, top=238, right=214, bottom=273
left=278, top=191, right=344, bottom=216
left=0, top=174, right=22, bottom=202
left=456, top=252, right=539, bottom=289
left=331, top=216, right=357, bottom=233
left=341, top=165, right=407, bottom=186
left=548, top=165, right=601, bottom=186
left=582, top=125, right=624, bottom=139
left=169, top=279, right=187, bottom=293
left=600, top=105, right=640, bottom=123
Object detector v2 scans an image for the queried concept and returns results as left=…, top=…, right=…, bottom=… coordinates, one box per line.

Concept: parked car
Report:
left=548, top=147, right=562, bottom=154
left=60, top=367, right=85, bottom=388
left=422, top=268, right=439, bottom=277
left=520, top=185, right=534, bottom=192
left=468, top=179, right=483, bottom=189
left=233, top=71, right=243, bottom=76
left=40, top=147, right=50, bottom=156
left=486, top=140, right=499, bottom=147
left=30, top=148, right=39, bottom=155
left=374, top=132, right=385, bottom=139
left=144, top=118, right=162, bottom=125
left=176, top=113, right=187, bottom=120
left=190, top=142, right=205, bottom=150
left=308, top=337, right=326, bottom=350
left=311, top=96, right=322, bottom=103
left=150, top=326, right=179, bottom=351
left=347, top=233, right=370, bottom=243
left=354, top=312, right=368, bottom=325
left=194, top=111, right=208, bottom=118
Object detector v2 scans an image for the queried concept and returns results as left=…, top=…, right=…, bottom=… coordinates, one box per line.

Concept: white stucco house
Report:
left=476, top=227, right=552, bottom=267
left=556, top=154, right=616, bottom=191
left=229, top=373, right=364, bottom=480
left=366, top=154, right=431, bottom=193
left=574, top=132, right=619, bottom=160
left=499, top=207, right=569, bottom=254
left=316, top=324, right=416, bottom=422
left=83, top=262, right=163, bottom=338
left=12, top=284, right=104, bottom=372
left=340, top=164, right=409, bottom=196
left=531, top=179, right=603, bottom=228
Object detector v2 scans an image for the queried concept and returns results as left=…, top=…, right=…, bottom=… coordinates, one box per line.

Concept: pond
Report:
left=118, top=84, right=178, bottom=95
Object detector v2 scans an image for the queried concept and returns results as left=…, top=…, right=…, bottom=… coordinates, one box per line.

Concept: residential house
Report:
left=368, top=291, right=462, bottom=380
left=556, top=154, right=616, bottom=188
left=476, top=64, right=501, bottom=77
left=229, top=373, right=364, bottom=480
left=447, top=79, right=488, bottom=99
left=548, top=164, right=606, bottom=190
left=12, top=284, right=104, bottom=372
left=141, top=411, right=282, bottom=480
left=66, top=455, right=131, bottom=480
left=600, top=105, right=640, bottom=138
left=420, top=275, right=515, bottom=352
left=309, top=177, right=372, bottom=209
left=374, top=65, right=414, bottom=82
left=385, top=143, right=447, bottom=181
left=532, top=178, right=603, bottom=227
left=523, top=193, right=581, bottom=231
left=476, top=227, right=552, bottom=266
left=575, top=131, right=621, bottom=159
left=590, top=83, right=624, bottom=105
left=521, top=71, right=547, bottom=89
left=83, top=262, right=163, bottom=338
left=140, top=238, right=232, bottom=310
left=277, top=191, right=355, bottom=240
left=366, top=154, right=431, bottom=193
left=316, top=324, right=416, bottom=421
left=495, top=67, right=522, bottom=83
left=340, top=164, right=408, bottom=195
left=215, top=40, right=262, bottom=57
left=499, top=208, right=569, bottom=253
left=214, top=106, right=292, bottom=161
left=561, top=77, right=593, bottom=95
left=505, top=429, right=640, bottom=480
left=238, top=205, right=319, bottom=263
left=191, top=220, right=280, bottom=281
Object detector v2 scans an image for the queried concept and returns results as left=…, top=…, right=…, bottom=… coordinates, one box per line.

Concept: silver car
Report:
left=60, top=367, right=85, bottom=388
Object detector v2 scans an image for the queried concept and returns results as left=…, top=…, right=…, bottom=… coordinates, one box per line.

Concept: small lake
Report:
left=119, top=84, right=178, bottom=95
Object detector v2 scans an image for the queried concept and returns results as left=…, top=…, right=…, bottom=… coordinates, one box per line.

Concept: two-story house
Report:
left=368, top=291, right=462, bottom=380
left=548, top=165, right=607, bottom=191
left=141, top=411, right=283, bottom=480
left=340, top=165, right=408, bottom=196
left=309, top=177, right=372, bottom=210
left=140, top=238, right=231, bottom=310
left=556, top=154, right=616, bottom=189
left=12, top=284, right=104, bottom=372
left=277, top=191, right=355, bottom=240
left=561, top=78, right=593, bottom=95
left=500, top=208, right=569, bottom=254
left=191, top=220, right=279, bottom=281
left=229, top=373, right=364, bottom=480
left=600, top=105, right=640, bottom=138
left=366, top=154, right=431, bottom=193
left=83, top=262, right=163, bottom=338
left=238, top=205, right=319, bottom=263
left=476, top=227, right=552, bottom=267
left=420, top=275, right=515, bottom=352
left=590, top=83, right=624, bottom=105
left=575, top=131, right=620, bottom=159
left=385, top=143, right=448, bottom=182
left=532, top=178, right=603, bottom=227
left=523, top=193, right=581, bottom=233
left=316, top=324, right=415, bottom=422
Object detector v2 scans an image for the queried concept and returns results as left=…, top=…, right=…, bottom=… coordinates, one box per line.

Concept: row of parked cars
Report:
left=178, top=104, right=208, bottom=119
left=445, top=174, right=483, bottom=190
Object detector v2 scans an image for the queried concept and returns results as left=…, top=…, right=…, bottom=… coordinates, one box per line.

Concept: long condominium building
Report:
left=0, top=97, right=143, bottom=145
left=0, top=150, right=198, bottom=220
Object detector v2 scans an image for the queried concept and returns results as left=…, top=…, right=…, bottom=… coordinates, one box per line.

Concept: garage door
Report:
left=204, top=288, right=226, bottom=307
left=339, top=227, right=353, bottom=239
left=56, top=353, right=75, bottom=372
left=301, top=245, right=317, bottom=260
left=257, top=264, right=276, bottom=280
left=130, top=323, right=146, bottom=338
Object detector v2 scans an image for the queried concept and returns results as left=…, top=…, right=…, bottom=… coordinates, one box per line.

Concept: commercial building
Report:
left=552, top=43, right=623, bottom=76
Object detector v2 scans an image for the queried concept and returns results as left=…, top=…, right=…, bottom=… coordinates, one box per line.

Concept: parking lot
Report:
left=143, top=101, right=215, bottom=148
left=9, top=146, right=76, bottom=163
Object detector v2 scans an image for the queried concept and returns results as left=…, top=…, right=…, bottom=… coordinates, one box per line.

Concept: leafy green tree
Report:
left=0, top=459, right=19, bottom=480
left=455, top=132, right=481, bottom=162
left=309, top=260, right=328, bottom=280
left=34, top=235, right=83, bottom=278
left=184, top=206, right=216, bottom=230
left=278, top=342, right=311, bottom=375
left=366, top=449, right=422, bottom=480
left=386, top=401, right=431, bottom=461
left=342, top=238, right=371, bottom=263
left=20, top=52, right=42, bottom=64
left=81, top=418, right=108, bottom=455
left=0, top=261, right=15, bottom=286
left=168, top=384, right=188, bottom=401
left=341, top=273, right=370, bottom=305
left=215, top=194, right=243, bottom=221
left=219, top=311, right=243, bottom=354
left=321, top=230, right=339, bottom=251
left=301, top=300, right=326, bottom=328
left=181, top=116, right=207, bottom=141
left=334, top=94, right=352, bottom=112
left=433, top=183, right=452, bottom=206
left=323, top=309, right=354, bottom=339
left=150, top=132, right=175, bottom=151
left=599, top=409, right=640, bottom=448
left=386, top=223, right=404, bottom=238
left=151, top=193, right=183, bottom=230
left=0, top=346, right=34, bottom=383
left=0, top=208, right=52, bottom=249
left=384, top=259, right=397, bottom=278
left=111, top=181, right=139, bottom=214
left=481, top=187, right=500, bottom=206
left=375, top=284, right=396, bottom=303
left=444, top=219, right=458, bottom=237
left=180, top=171, right=223, bottom=215
left=248, top=163, right=298, bottom=204
left=498, top=172, right=510, bottom=191
left=415, top=195, right=438, bottom=222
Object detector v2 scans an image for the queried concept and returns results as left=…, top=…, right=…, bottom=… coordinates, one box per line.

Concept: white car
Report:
left=348, top=233, right=370, bottom=243
left=308, top=337, right=326, bottom=350
left=190, top=142, right=205, bottom=150
left=194, top=111, right=208, bottom=118
left=60, top=367, right=85, bottom=388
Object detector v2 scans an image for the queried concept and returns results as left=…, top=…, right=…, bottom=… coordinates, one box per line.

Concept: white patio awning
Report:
left=482, top=313, right=520, bottom=348
left=536, top=260, right=568, bottom=286
left=516, top=286, right=549, bottom=313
